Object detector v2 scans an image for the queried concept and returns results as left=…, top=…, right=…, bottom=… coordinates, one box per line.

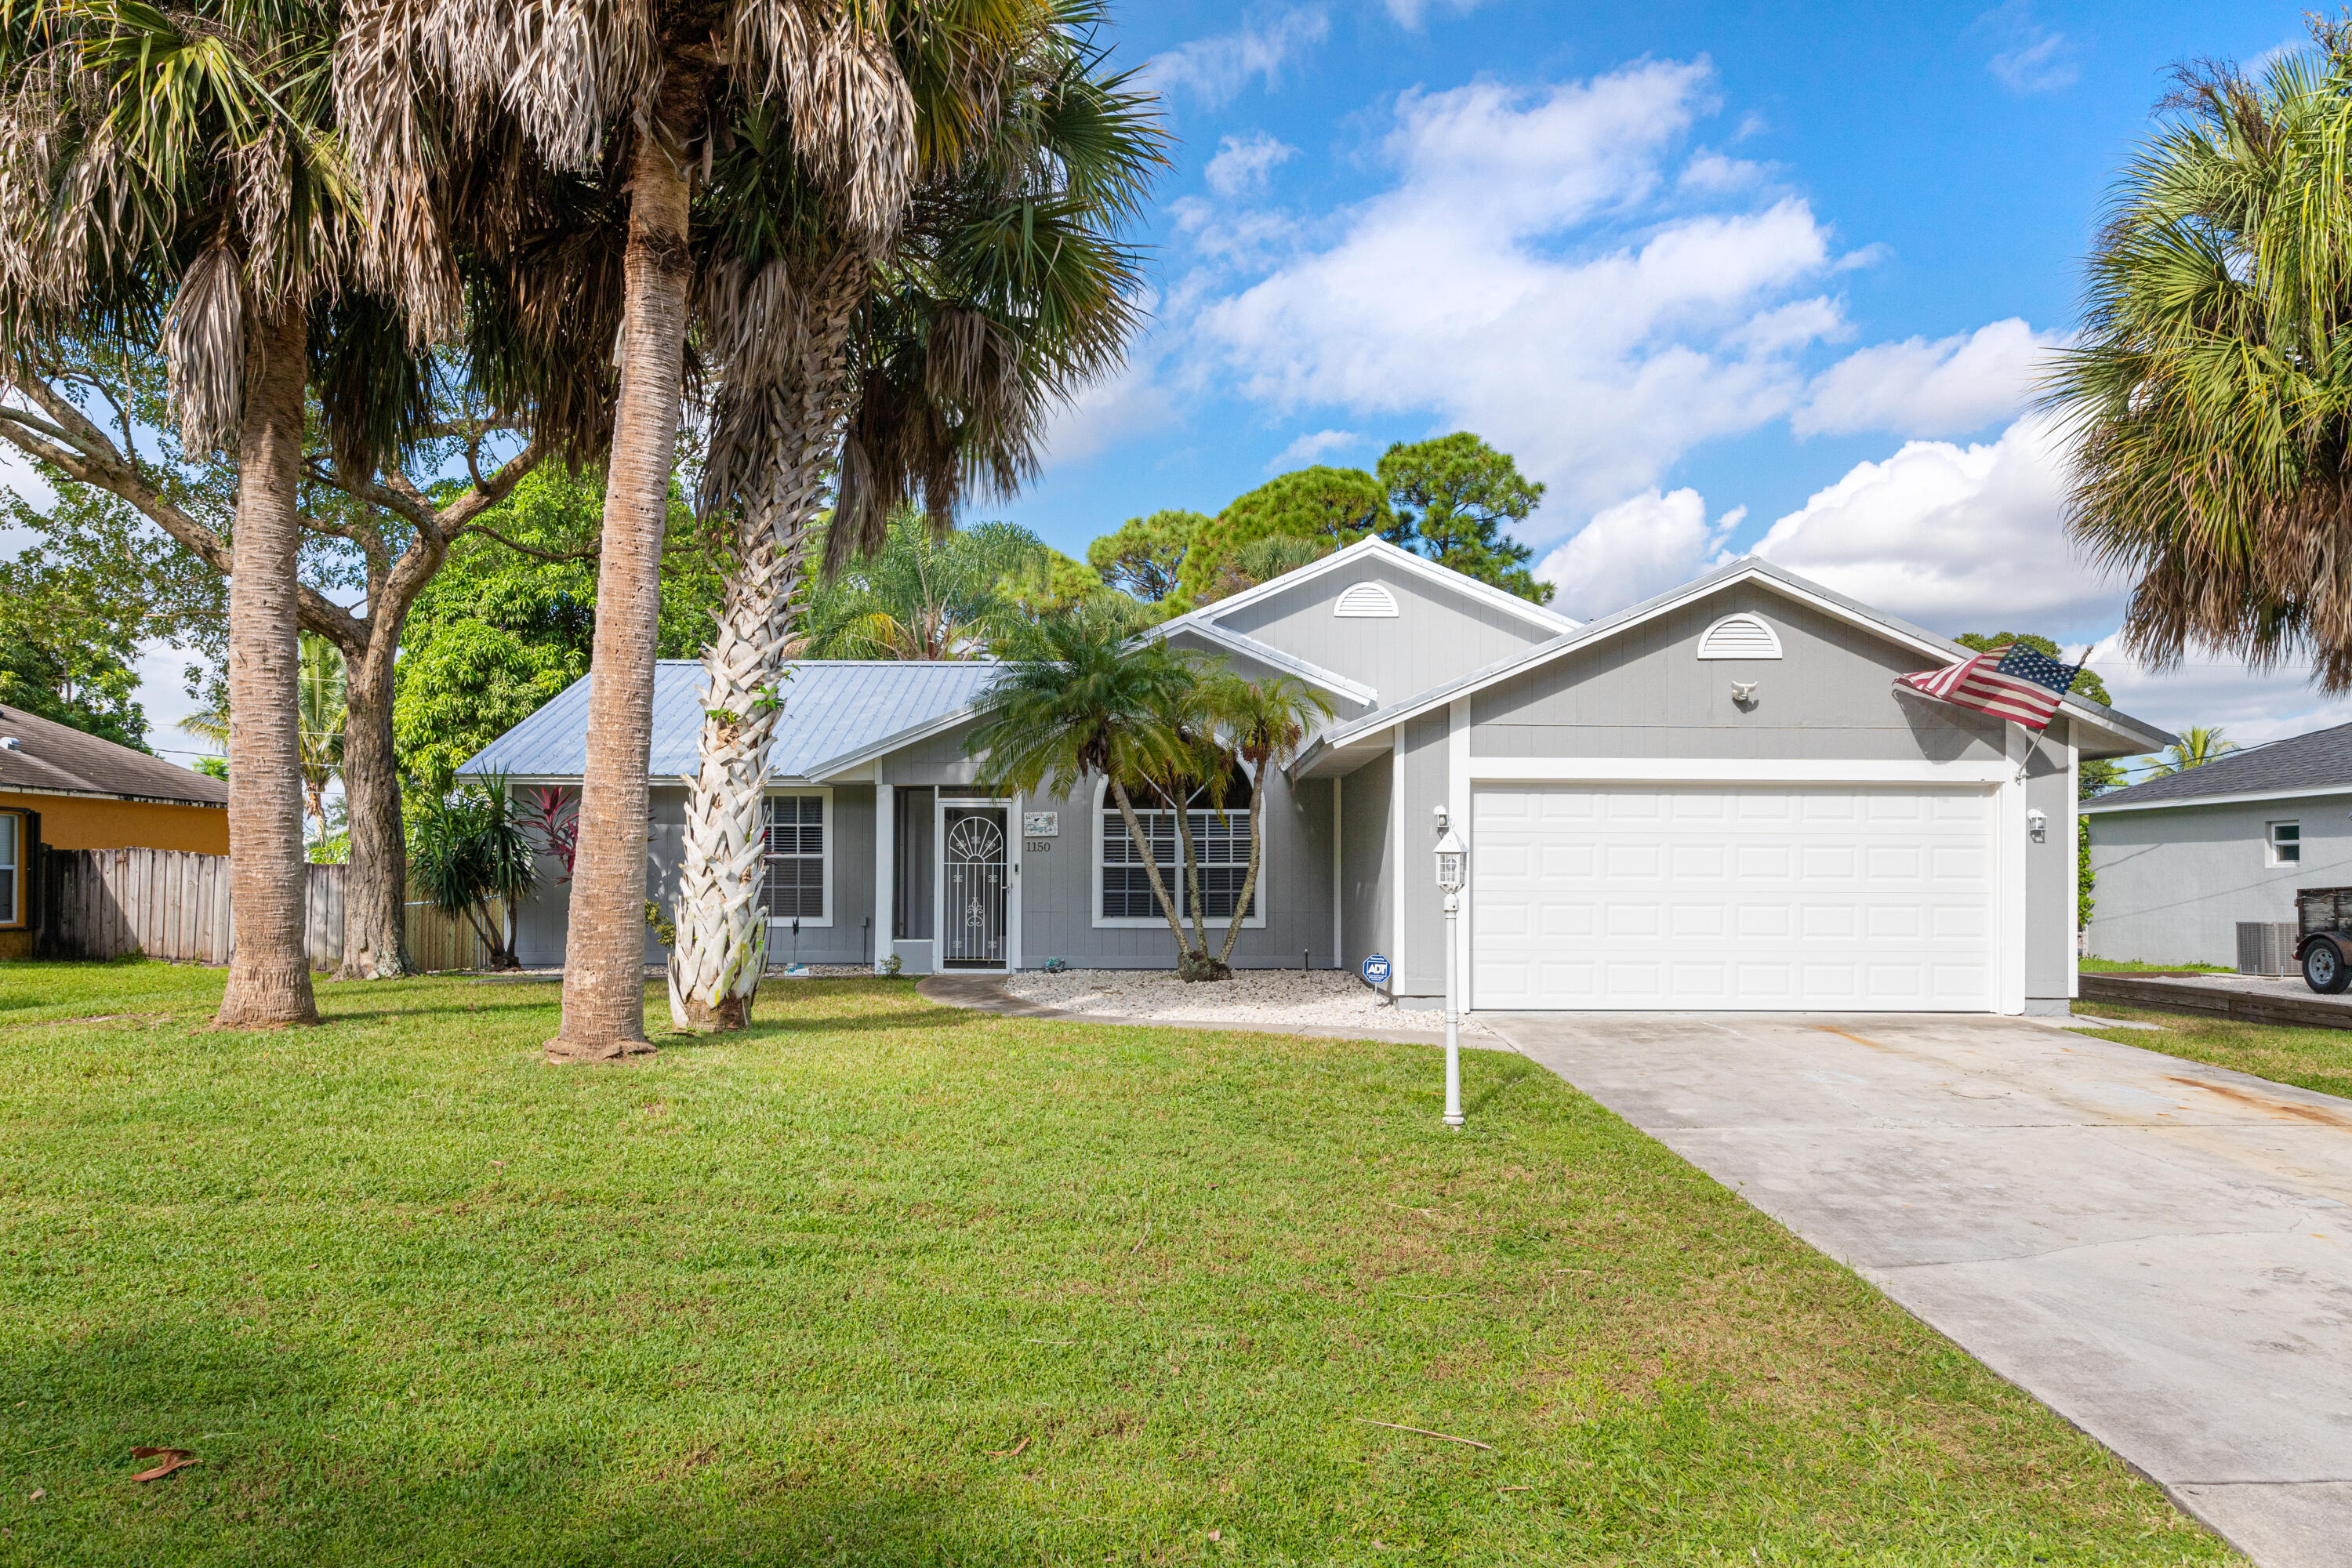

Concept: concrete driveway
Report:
left=1480, top=1011, right=2352, bottom=1568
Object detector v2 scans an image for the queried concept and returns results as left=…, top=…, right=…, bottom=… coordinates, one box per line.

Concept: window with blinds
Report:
left=1102, top=805, right=1257, bottom=920
left=762, top=795, right=826, bottom=921
left=0, top=811, right=16, bottom=925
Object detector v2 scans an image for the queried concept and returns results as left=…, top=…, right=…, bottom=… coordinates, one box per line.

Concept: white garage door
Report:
left=1472, top=785, right=1997, bottom=1011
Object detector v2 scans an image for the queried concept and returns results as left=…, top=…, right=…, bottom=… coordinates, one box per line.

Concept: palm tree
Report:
left=664, top=4, right=1164, bottom=1029
left=798, top=515, right=1048, bottom=659
left=967, top=601, right=1210, bottom=972
left=2146, top=725, right=2240, bottom=777
left=0, top=0, right=421, bottom=1026
left=1200, top=673, right=1334, bottom=967
left=2048, top=22, right=2352, bottom=692
left=181, top=634, right=348, bottom=847
left=339, top=0, right=1076, bottom=1054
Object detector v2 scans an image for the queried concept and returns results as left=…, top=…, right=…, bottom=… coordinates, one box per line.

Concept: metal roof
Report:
left=458, top=660, right=1001, bottom=782
left=2082, top=720, right=2352, bottom=812
left=0, top=702, right=227, bottom=807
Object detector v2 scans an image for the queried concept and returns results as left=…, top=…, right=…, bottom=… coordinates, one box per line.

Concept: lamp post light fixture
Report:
left=1434, top=823, right=1467, bottom=1127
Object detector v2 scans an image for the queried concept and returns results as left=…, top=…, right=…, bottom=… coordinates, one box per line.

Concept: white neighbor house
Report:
left=2085, top=722, right=2352, bottom=967
left=463, top=538, right=2171, bottom=1015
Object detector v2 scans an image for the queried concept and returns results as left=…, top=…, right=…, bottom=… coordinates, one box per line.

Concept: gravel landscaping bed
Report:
left=1000, top=967, right=1491, bottom=1035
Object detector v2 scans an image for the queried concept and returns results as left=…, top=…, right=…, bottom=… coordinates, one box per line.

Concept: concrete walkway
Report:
left=1480, top=1011, right=2352, bottom=1568
left=916, top=974, right=1518, bottom=1050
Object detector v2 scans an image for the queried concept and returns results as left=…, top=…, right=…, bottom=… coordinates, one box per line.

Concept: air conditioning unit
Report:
left=2238, top=921, right=2299, bottom=976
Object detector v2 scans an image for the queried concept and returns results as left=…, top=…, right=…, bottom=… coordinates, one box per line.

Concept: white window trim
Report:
left=1695, top=612, right=1784, bottom=659
left=0, top=809, right=20, bottom=928
left=762, top=786, right=834, bottom=927
left=1091, top=775, right=1269, bottom=930
left=2268, top=819, right=2303, bottom=868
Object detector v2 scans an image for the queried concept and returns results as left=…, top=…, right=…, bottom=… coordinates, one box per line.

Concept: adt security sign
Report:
left=1359, top=953, right=1392, bottom=987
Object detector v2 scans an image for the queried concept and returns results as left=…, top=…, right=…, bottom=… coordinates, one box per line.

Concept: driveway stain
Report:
left=2167, top=1076, right=2352, bottom=1130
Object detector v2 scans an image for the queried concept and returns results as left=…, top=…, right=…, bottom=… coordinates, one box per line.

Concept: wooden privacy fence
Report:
left=38, top=848, right=500, bottom=972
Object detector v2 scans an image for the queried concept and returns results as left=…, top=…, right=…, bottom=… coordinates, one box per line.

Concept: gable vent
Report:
left=1334, top=582, right=1399, bottom=619
left=1696, top=612, right=1782, bottom=660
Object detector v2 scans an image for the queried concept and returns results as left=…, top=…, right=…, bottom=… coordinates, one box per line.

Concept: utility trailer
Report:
left=2295, top=887, right=2352, bottom=993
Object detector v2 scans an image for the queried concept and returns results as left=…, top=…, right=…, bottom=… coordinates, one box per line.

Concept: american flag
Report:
left=1898, top=644, right=2082, bottom=730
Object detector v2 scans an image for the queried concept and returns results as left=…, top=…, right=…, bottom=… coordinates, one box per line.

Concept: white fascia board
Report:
left=2081, top=784, right=2352, bottom=815
left=1289, top=726, right=1399, bottom=782
left=1173, top=620, right=1379, bottom=706
left=1316, top=560, right=2169, bottom=755
left=1183, top=535, right=1577, bottom=637
left=1463, top=758, right=2015, bottom=786
left=1312, top=565, right=1823, bottom=749
left=804, top=703, right=982, bottom=781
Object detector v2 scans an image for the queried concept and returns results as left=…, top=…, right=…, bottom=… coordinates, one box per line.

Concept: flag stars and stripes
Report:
left=1898, top=644, right=2082, bottom=731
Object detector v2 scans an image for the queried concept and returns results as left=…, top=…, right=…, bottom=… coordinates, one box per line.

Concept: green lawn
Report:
left=2078, top=957, right=2233, bottom=975
left=2074, top=1002, right=2352, bottom=1102
left=0, top=961, right=2233, bottom=1566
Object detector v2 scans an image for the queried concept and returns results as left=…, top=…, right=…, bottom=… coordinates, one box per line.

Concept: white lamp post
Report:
left=1434, top=821, right=1467, bottom=1128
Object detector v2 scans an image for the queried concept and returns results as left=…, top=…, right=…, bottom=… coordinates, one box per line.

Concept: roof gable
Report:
left=1295, top=557, right=2174, bottom=770
left=1174, top=535, right=1574, bottom=638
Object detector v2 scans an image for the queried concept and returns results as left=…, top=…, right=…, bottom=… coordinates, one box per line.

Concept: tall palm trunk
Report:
left=1218, top=783, right=1267, bottom=967
left=549, top=125, right=695, bottom=1062
left=337, top=631, right=409, bottom=978
left=1107, top=779, right=1218, bottom=978
left=216, top=303, right=321, bottom=1028
left=670, top=264, right=866, bottom=1030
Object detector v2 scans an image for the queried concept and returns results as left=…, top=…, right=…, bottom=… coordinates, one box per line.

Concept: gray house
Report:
left=2084, top=722, right=2352, bottom=967
left=463, top=537, right=2169, bottom=1014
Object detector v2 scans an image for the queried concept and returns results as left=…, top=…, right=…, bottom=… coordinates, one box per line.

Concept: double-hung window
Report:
left=1098, top=777, right=1258, bottom=924
left=0, top=811, right=17, bottom=925
left=762, top=794, right=829, bottom=923
left=2270, top=821, right=2302, bottom=866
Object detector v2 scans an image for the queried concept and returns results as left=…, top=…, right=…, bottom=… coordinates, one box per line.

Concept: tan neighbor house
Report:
left=0, top=702, right=229, bottom=957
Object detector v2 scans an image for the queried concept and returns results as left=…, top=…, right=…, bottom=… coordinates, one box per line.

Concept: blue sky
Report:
left=993, top=0, right=2333, bottom=744
left=20, top=1, right=2335, bottom=760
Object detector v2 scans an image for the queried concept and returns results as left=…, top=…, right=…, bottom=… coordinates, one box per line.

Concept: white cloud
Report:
left=1382, top=0, right=1483, bottom=27
left=0, top=408, right=58, bottom=514
left=1678, top=151, right=1766, bottom=193
left=1534, top=487, right=1743, bottom=621
left=1149, top=9, right=1330, bottom=107
left=2089, top=641, right=2352, bottom=751
left=1266, top=429, right=1362, bottom=470
left=1038, top=355, right=1177, bottom=470
left=129, top=638, right=216, bottom=768
left=1187, top=61, right=1860, bottom=539
left=1980, top=2, right=2077, bottom=93
left=1794, top=318, right=2059, bottom=438
left=1752, top=414, right=2124, bottom=638
left=1205, top=132, right=1298, bottom=198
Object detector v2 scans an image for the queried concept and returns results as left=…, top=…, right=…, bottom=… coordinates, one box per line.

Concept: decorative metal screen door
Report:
left=942, top=806, right=1008, bottom=967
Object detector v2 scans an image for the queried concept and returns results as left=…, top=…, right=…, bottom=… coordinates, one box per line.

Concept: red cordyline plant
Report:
left=517, top=786, right=579, bottom=880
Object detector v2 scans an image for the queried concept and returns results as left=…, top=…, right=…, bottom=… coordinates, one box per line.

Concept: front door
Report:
left=942, top=805, right=1009, bottom=968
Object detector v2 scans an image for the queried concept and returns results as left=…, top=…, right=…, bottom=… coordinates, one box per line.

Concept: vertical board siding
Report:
left=34, top=850, right=495, bottom=971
